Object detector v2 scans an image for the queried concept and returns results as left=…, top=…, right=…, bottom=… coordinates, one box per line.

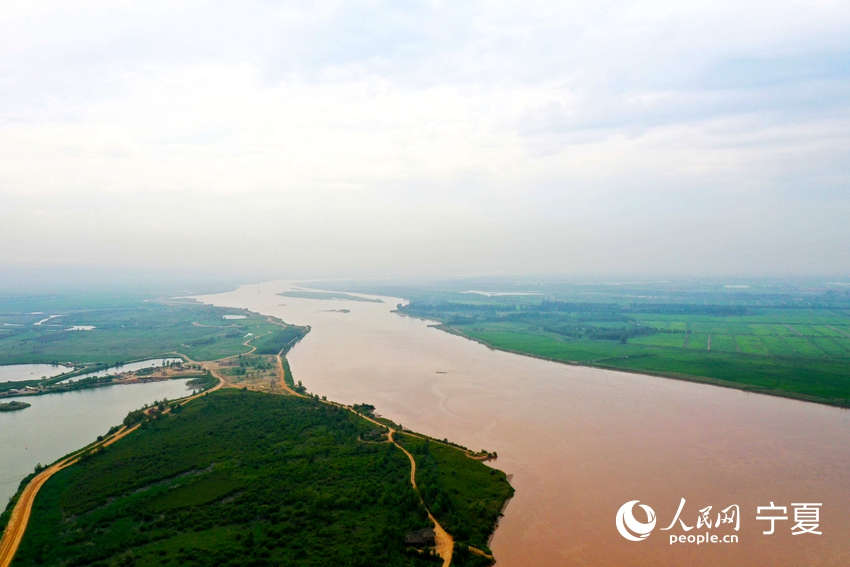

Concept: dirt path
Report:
left=0, top=361, right=226, bottom=567
left=275, top=355, right=302, bottom=396
left=784, top=323, right=804, bottom=336
left=400, top=429, right=493, bottom=461
left=1, top=325, right=455, bottom=567
left=389, top=430, right=454, bottom=566
left=826, top=325, right=850, bottom=338
left=0, top=455, right=75, bottom=567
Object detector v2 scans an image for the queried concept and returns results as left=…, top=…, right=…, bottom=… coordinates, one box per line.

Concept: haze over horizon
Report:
left=2, top=1, right=849, bottom=279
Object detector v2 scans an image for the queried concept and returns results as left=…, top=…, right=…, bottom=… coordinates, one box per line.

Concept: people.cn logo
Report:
left=616, top=500, right=657, bottom=541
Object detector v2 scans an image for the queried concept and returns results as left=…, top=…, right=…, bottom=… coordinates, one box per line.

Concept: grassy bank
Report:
left=398, top=300, right=850, bottom=407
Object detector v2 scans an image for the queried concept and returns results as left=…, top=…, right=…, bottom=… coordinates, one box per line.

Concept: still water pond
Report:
left=0, top=364, right=70, bottom=384
left=198, top=282, right=850, bottom=567
left=0, top=380, right=194, bottom=507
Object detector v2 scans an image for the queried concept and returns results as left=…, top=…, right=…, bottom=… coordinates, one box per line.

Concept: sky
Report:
left=1, top=0, right=849, bottom=280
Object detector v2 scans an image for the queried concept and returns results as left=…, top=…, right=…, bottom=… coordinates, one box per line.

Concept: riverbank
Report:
left=432, top=322, right=850, bottom=409
left=193, top=282, right=850, bottom=566
left=4, top=380, right=511, bottom=567
left=1, top=308, right=512, bottom=567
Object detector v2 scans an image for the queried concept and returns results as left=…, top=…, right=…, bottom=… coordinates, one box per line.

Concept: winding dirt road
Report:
left=0, top=455, right=76, bottom=567
left=266, top=353, right=454, bottom=564
left=390, top=430, right=454, bottom=566
left=1, top=325, right=456, bottom=567
left=0, top=361, right=225, bottom=567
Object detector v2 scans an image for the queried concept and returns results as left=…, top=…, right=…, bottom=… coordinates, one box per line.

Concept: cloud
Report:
left=1, top=0, right=849, bottom=276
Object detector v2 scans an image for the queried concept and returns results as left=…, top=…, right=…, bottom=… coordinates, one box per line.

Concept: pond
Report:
left=0, top=364, right=71, bottom=384
left=0, top=379, right=195, bottom=507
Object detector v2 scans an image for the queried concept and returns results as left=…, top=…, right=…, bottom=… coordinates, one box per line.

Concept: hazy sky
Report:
left=2, top=1, right=849, bottom=279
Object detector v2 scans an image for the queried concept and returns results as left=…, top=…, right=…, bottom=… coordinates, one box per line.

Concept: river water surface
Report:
left=198, top=282, right=850, bottom=566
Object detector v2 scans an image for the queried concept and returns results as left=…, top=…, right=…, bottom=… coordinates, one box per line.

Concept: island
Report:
left=0, top=401, right=30, bottom=412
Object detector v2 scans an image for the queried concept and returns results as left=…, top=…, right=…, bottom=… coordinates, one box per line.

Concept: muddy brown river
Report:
left=198, top=283, right=850, bottom=566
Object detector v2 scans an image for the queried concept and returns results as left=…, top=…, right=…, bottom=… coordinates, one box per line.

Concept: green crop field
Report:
left=758, top=336, right=794, bottom=356
left=630, top=333, right=685, bottom=348
left=687, top=333, right=708, bottom=350
left=11, top=390, right=511, bottom=567
left=362, top=279, right=850, bottom=407
left=734, top=335, right=768, bottom=355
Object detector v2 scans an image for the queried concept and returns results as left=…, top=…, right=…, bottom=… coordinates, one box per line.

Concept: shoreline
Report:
left=1, top=316, right=509, bottom=567
left=423, top=321, right=850, bottom=411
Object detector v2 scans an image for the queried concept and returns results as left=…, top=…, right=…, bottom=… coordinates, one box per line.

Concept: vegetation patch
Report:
left=397, top=434, right=514, bottom=554
left=250, top=326, right=310, bottom=355
left=13, top=389, right=512, bottom=567
left=0, top=400, right=30, bottom=412
left=0, top=303, right=293, bottom=372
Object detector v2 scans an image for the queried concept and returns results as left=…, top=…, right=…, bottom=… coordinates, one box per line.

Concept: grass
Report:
left=11, top=389, right=512, bottom=567
left=249, top=326, right=310, bottom=355
left=687, top=333, right=708, bottom=350
left=630, top=333, right=685, bottom=348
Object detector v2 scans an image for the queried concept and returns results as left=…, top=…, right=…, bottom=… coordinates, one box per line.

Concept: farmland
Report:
left=322, top=279, right=850, bottom=406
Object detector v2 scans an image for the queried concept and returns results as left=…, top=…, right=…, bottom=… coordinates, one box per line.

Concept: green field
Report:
left=12, top=389, right=511, bottom=567
left=0, top=302, right=286, bottom=366
left=0, top=302, right=308, bottom=394
left=388, top=284, right=850, bottom=407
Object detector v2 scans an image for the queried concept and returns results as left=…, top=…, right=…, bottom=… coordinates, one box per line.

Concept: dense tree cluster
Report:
left=16, top=391, right=451, bottom=567
left=398, top=435, right=514, bottom=555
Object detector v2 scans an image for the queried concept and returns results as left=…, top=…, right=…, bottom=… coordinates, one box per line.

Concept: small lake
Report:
left=0, top=379, right=195, bottom=507
left=0, top=364, right=72, bottom=384
left=59, top=358, right=184, bottom=383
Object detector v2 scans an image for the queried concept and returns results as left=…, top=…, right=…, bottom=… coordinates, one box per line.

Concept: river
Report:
left=198, top=282, right=850, bottom=566
left=0, top=380, right=195, bottom=508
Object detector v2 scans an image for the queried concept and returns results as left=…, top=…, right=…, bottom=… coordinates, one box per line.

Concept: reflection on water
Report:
left=0, top=380, right=193, bottom=507
left=198, top=282, right=850, bottom=566
left=0, top=364, right=70, bottom=383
